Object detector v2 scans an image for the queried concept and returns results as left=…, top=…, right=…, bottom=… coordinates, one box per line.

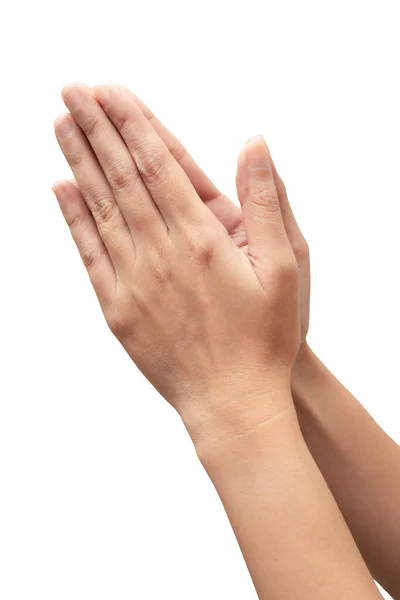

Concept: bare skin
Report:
left=53, top=83, right=383, bottom=598
left=82, top=87, right=400, bottom=600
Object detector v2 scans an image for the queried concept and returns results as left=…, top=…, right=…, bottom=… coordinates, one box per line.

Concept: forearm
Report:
left=292, top=343, right=400, bottom=599
left=183, top=393, right=381, bottom=600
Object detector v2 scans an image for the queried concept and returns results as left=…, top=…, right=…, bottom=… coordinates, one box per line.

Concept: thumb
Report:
left=236, top=135, right=291, bottom=265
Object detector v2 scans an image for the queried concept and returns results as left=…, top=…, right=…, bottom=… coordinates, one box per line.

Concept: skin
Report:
left=72, top=87, right=400, bottom=599
left=53, top=83, right=383, bottom=598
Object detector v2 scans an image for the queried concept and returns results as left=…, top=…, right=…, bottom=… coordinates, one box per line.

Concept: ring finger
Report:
left=54, top=113, right=134, bottom=273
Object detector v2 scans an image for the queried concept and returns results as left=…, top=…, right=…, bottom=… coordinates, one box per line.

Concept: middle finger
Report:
left=62, top=84, right=166, bottom=243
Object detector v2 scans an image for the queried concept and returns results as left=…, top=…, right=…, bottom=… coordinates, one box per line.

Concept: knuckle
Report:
left=80, top=247, right=98, bottom=270
left=280, top=257, right=298, bottom=279
left=105, top=294, right=138, bottom=339
left=151, top=261, right=172, bottom=284
left=105, top=301, right=133, bottom=338
left=107, top=311, right=128, bottom=338
left=250, top=182, right=280, bottom=213
left=186, top=232, right=215, bottom=267
left=169, top=140, right=187, bottom=163
left=68, top=151, right=84, bottom=169
left=147, top=249, right=172, bottom=284
left=293, top=236, right=310, bottom=262
left=82, top=114, right=100, bottom=137
left=107, top=162, right=135, bottom=193
left=90, top=192, right=119, bottom=226
left=265, top=250, right=298, bottom=282
left=114, top=108, right=135, bottom=136
left=273, top=255, right=298, bottom=284
left=65, top=212, right=82, bottom=230
left=137, top=148, right=167, bottom=186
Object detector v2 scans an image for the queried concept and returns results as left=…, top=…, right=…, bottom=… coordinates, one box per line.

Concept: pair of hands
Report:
left=53, top=84, right=311, bottom=446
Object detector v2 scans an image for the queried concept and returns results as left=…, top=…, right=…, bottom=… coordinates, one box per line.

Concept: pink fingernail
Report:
left=244, top=135, right=270, bottom=168
left=245, top=134, right=264, bottom=147
left=52, top=183, right=65, bottom=202
left=246, top=145, right=270, bottom=169
left=63, top=85, right=81, bottom=110
left=237, top=150, right=246, bottom=169
left=55, top=116, right=73, bottom=139
left=94, top=86, right=110, bottom=107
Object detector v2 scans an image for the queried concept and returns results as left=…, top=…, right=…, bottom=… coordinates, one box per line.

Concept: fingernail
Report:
left=245, top=134, right=265, bottom=147
left=245, top=135, right=270, bottom=169
left=55, top=116, right=73, bottom=139
left=237, top=150, right=246, bottom=170
left=94, top=86, right=110, bottom=107
left=63, top=85, right=81, bottom=109
left=52, top=183, right=65, bottom=202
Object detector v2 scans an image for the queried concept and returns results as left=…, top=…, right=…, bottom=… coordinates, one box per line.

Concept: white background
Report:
left=1, top=1, right=399, bottom=598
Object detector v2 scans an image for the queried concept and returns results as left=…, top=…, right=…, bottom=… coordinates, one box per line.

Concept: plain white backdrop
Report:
left=1, top=1, right=399, bottom=598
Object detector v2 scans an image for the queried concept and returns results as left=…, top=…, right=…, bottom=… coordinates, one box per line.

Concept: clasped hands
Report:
left=53, top=83, right=311, bottom=453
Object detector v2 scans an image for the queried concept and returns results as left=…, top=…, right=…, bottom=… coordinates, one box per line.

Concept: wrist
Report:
left=194, top=398, right=304, bottom=482
left=178, top=379, right=298, bottom=470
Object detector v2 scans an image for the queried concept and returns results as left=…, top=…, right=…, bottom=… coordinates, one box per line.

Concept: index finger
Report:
left=93, top=85, right=213, bottom=230
left=121, top=86, right=242, bottom=234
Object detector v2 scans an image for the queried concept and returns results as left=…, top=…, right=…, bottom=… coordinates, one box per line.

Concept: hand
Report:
left=66, top=86, right=311, bottom=343
left=53, top=84, right=300, bottom=444
left=113, top=87, right=310, bottom=342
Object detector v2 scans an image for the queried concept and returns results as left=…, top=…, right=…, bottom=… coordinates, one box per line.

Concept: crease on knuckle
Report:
left=68, top=151, right=84, bottom=169
left=82, top=114, right=100, bottom=137
left=90, top=193, right=119, bottom=226
left=80, top=246, right=100, bottom=270
left=66, top=212, right=83, bottom=230
left=137, top=148, right=168, bottom=186
left=146, top=249, right=172, bottom=285
left=108, top=162, right=135, bottom=193
left=250, top=182, right=280, bottom=214
left=116, top=109, right=135, bottom=137
left=151, top=261, right=172, bottom=284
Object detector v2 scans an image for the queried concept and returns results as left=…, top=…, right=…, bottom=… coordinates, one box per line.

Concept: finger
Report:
left=126, top=89, right=220, bottom=201
left=54, top=113, right=134, bottom=273
left=119, top=87, right=242, bottom=233
left=52, top=179, right=116, bottom=305
left=62, top=84, right=166, bottom=241
left=237, top=135, right=292, bottom=264
left=238, top=146, right=308, bottom=259
left=270, top=159, right=308, bottom=253
left=93, top=84, right=212, bottom=229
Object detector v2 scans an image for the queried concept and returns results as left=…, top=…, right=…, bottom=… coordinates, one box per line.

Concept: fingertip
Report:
left=52, top=179, right=69, bottom=200
left=244, top=136, right=271, bottom=170
left=68, top=177, right=79, bottom=189
left=237, top=148, right=246, bottom=170
left=93, top=84, right=111, bottom=107
left=53, top=179, right=81, bottom=202
left=61, top=83, right=74, bottom=101
left=54, top=113, right=73, bottom=139
left=54, top=112, right=67, bottom=128
left=245, top=134, right=265, bottom=147
left=52, top=178, right=63, bottom=193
